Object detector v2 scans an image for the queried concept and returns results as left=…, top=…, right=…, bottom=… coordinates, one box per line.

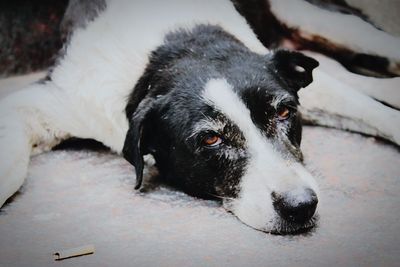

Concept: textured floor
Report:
left=0, top=126, right=399, bottom=267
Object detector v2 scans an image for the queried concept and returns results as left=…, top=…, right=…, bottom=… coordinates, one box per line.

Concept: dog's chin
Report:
left=235, top=214, right=319, bottom=235
left=267, top=214, right=319, bottom=235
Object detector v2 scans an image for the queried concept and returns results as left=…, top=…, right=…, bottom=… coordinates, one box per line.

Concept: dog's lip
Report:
left=222, top=202, right=319, bottom=235
left=269, top=214, right=319, bottom=235
left=230, top=211, right=319, bottom=235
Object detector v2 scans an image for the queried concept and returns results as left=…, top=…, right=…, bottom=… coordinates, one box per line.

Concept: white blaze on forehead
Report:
left=202, top=78, right=318, bottom=230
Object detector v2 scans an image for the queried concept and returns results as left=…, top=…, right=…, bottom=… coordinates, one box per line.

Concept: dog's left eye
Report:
left=202, top=134, right=223, bottom=147
left=277, top=106, right=291, bottom=121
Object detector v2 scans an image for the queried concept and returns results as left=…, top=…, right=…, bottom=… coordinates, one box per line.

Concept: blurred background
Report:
left=0, top=0, right=399, bottom=78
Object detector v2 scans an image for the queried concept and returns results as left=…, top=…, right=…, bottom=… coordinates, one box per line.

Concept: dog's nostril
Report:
left=272, top=188, right=318, bottom=224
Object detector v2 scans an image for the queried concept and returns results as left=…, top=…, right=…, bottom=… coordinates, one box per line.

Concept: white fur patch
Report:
left=202, top=78, right=318, bottom=231
left=269, top=0, right=400, bottom=61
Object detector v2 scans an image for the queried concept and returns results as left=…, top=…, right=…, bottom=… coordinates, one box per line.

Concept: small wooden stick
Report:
left=53, top=244, right=95, bottom=261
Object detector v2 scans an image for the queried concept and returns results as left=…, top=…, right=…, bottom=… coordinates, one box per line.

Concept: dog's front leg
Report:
left=299, top=68, right=400, bottom=146
left=306, top=52, right=400, bottom=110
left=0, top=82, right=76, bottom=208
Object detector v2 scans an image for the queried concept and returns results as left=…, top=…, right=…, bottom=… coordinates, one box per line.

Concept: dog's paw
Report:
left=138, top=154, right=160, bottom=193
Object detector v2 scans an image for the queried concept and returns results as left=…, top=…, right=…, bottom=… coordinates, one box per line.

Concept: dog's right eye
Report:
left=277, top=106, right=290, bottom=121
left=277, top=106, right=293, bottom=121
left=202, top=133, right=223, bottom=148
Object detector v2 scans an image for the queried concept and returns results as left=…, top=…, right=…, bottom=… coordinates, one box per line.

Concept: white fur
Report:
left=305, top=52, right=400, bottom=109
left=269, top=0, right=400, bottom=68
left=202, top=78, right=318, bottom=231
left=299, top=68, right=400, bottom=145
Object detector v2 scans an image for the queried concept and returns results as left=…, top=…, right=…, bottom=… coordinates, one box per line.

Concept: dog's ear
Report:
left=123, top=97, right=158, bottom=190
left=269, top=50, right=319, bottom=91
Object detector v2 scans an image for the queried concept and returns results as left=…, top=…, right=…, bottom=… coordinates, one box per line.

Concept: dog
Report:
left=0, top=0, right=399, bottom=234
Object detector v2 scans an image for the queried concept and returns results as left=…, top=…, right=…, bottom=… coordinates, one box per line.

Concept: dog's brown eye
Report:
left=277, top=107, right=290, bottom=121
left=202, top=134, right=222, bottom=147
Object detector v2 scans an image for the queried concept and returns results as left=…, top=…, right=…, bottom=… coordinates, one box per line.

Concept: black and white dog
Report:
left=0, top=0, right=399, bottom=234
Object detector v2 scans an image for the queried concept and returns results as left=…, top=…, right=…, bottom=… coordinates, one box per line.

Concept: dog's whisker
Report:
left=206, top=192, right=235, bottom=201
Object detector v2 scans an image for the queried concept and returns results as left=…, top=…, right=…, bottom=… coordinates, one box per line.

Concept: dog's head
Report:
left=123, top=26, right=319, bottom=234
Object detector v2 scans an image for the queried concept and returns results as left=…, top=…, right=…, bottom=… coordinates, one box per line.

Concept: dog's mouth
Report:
left=224, top=203, right=319, bottom=235
left=269, top=214, right=319, bottom=235
left=223, top=199, right=319, bottom=235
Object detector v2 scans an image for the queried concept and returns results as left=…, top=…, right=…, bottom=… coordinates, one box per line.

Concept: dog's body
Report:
left=0, top=0, right=399, bottom=234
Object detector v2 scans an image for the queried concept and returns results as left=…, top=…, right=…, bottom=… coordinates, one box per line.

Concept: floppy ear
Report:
left=270, top=49, right=319, bottom=91
left=122, top=97, right=158, bottom=190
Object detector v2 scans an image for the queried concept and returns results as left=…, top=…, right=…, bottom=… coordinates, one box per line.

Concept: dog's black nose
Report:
left=272, top=188, right=318, bottom=224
